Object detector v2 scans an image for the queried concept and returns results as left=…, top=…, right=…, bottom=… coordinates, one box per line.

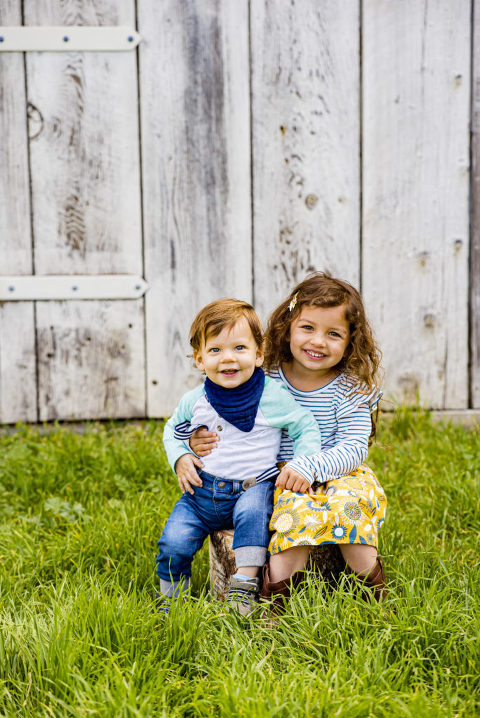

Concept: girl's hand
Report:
left=175, top=454, right=204, bottom=495
left=189, top=427, right=219, bottom=457
left=276, top=466, right=314, bottom=495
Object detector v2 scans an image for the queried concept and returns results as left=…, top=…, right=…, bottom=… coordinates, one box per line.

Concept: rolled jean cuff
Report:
left=159, top=577, right=190, bottom=598
left=234, top=545, right=267, bottom=568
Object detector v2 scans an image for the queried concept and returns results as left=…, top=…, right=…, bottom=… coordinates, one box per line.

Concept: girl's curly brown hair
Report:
left=264, top=272, right=383, bottom=438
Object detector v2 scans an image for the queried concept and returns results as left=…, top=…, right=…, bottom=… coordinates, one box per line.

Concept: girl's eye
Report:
left=300, top=324, right=314, bottom=331
left=328, top=332, right=341, bottom=338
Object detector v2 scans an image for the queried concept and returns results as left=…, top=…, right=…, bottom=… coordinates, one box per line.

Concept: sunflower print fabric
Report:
left=268, top=464, right=386, bottom=554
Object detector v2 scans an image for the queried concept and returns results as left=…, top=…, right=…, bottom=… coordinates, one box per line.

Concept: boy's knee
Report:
left=157, top=525, right=201, bottom=558
left=234, top=494, right=272, bottom=527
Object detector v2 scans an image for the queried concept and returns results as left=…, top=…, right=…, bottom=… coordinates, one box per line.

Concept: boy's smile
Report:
left=194, top=318, right=264, bottom=389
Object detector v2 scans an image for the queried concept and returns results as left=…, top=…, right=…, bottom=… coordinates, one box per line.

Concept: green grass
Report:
left=0, top=410, right=479, bottom=717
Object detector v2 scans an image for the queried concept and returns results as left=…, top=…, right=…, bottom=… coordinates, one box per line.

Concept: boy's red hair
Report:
left=189, top=298, right=263, bottom=352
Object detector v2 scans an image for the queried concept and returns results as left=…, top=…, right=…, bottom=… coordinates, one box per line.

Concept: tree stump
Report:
left=209, top=529, right=346, bottom=601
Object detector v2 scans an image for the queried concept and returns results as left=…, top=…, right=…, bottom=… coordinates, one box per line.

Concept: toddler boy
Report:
left=156, top=298, right=321, bottom=615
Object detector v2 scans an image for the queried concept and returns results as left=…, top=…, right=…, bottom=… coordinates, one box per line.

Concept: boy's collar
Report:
left=204, top=367, right=265, bottom=432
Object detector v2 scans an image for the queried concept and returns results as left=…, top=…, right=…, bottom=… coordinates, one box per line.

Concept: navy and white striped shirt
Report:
left=271, top=368, right=382, bottom=485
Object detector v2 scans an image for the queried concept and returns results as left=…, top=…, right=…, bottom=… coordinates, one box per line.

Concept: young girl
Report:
left=191, top=273, right=387, bottom=609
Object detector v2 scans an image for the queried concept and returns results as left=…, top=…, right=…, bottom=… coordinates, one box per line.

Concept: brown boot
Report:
left=348, top=556, right=388, bottom=604
left=260, top=563, right=306, bottom=615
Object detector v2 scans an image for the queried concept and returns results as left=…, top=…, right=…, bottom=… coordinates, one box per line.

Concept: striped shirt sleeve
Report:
left=287, top=402, right=372, bottom=484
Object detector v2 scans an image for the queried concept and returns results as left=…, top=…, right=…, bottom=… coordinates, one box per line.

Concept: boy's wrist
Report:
left=174, top=451, right=194, bottom=472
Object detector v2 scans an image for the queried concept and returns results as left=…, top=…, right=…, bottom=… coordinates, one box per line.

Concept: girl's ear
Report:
left=193, top=350, right=205, bottom=371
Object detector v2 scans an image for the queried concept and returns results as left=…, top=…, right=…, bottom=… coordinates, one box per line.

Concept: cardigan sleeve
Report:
left=259, top=378, right=322, bottom=458
left=162, top=386, right=205, bottom=472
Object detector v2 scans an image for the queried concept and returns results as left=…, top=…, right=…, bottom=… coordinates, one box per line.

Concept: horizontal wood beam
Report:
left=0, top=26, right=140, bottom=52
left=0, top=275, right=147, bottom=300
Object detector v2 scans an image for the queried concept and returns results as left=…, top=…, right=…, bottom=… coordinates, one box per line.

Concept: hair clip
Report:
left=288, top=292, right=298, bottom=312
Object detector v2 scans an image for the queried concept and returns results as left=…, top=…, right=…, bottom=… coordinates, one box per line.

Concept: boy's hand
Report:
left=276, top=466, right=314, bottom=495
left=175, top=454, right=204, bottom=495
left=189, top=427, right=219, bottom=457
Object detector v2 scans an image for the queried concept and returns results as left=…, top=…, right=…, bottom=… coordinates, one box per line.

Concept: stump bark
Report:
left=209, top=529, right=346, bottom=600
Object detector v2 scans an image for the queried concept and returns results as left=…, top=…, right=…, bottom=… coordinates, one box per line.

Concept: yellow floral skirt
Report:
left=268, top=464, right=387, bottom=555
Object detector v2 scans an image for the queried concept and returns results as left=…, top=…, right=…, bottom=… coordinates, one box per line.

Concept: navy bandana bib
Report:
left=204, top=367, right=265, bottom=433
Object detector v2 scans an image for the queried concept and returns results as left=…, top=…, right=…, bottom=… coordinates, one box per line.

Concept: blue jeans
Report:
left=156, top=470, right=273, bottom=585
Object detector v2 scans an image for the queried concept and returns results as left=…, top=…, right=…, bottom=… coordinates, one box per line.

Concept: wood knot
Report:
left=27, top=103, right=43, bottom=140
left=305, top=194, right=318, bottom=210
left=423, top=313, right=435, bottom=328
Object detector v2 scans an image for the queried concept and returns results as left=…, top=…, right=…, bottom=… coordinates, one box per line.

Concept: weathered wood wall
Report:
left=0, top=0, right=478, bottom=423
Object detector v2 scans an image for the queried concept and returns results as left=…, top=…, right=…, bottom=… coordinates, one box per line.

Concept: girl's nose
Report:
left=311, top=332, right=326, bottom=347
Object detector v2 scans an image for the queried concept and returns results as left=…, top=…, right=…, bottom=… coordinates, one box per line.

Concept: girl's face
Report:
left=288, top=304, right=350, bottom=381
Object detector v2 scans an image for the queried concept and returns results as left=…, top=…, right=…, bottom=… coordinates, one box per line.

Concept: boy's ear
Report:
left=255, top=347, right=264, bottom=367
left=193, top=350, right=205, bottom=371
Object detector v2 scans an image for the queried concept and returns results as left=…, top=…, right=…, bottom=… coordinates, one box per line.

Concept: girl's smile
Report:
left=285, top=304, right=350, bottom=388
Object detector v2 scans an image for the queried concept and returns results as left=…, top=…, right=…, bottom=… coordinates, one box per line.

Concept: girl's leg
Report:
left=261, top=547, right=310, bottom=616
left=268, top=546, right=310, bottom=582
left=339, top=544, right=377, bottom=574
left=340, top=544, right=388, bottom=603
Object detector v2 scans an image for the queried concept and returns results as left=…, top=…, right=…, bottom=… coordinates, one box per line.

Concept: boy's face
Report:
left=194, top=318, right=264, bottom=389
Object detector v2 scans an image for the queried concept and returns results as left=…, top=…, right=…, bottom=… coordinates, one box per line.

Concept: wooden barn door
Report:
left=0, top=1, right=37, bottom=423
left=139, top=0, right=252, bottom=417
left=250, top=0, right=361, bottom=321
left=0, top=0, right=145, bottom=422
left=362, top=0, right=471, bottom=409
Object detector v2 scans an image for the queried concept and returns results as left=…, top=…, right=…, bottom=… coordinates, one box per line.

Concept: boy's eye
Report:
left=235, top=345, right=246, bottom=351
left=208, top=347, right=220, bottom=353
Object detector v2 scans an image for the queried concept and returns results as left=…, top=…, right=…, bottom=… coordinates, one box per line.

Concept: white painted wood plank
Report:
left=251, top=0, right=360, bottom=320
left=0, top=0, right=37, bottom=423
left=36, top=301, right=145, bottom=421
left=24, top=0, right=145, bottom=421
left=0, top=275, right=147, bottom=301
left=139, top=0, right=252, bottom=417
left=0, top=303, right=37, bottom=424
left=0, top=25, right=140, bottom=51
left=362, top=0, right=470, bottom=409
left=471, top=0, right=480, bottom=408
left=24, top=1, right=142, bottom=275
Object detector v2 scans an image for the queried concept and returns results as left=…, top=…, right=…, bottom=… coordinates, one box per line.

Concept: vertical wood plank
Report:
left=139, top=0, right=252, bottom=417
left=24, top=0, right=142, bottom=274
left=471, top=0, right=480, bottom=407
left=0, top=0, right=37, bottom=423
left=23, top=0, right=145, bottom=420
left=251, top=0, right=360, bottom=320
left=362, top=0, right=470, bottom=409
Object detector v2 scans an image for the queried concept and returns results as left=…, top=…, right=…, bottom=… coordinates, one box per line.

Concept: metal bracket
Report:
left=0, top=26, right=140, bottom=52
left=0, top=275, right=148, bottom=301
